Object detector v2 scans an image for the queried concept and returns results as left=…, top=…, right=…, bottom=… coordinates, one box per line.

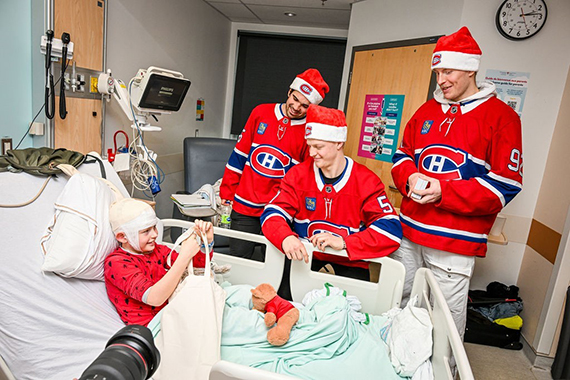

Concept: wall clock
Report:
left=496, top=0, right=547, bottom=40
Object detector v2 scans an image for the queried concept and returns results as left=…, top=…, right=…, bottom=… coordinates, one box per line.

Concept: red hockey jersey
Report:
left=261, top=157, right=402, bottom=268
left=391, top=82, right=523, bottom=257
left=220, top=103, right=310, bottom=217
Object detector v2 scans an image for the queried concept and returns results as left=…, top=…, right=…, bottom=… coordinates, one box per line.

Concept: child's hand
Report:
left=180, top=232, right=200, bottom=260
left=194, top=219, right=214, bottom=244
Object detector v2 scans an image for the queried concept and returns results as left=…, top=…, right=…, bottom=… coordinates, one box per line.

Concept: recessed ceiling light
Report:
left=284, top=12, right=296, bottom=17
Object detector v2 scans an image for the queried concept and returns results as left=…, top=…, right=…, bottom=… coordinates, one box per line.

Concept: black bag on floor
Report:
left=465, top=309, right=522, bottom=350
left=464, top=284, right=523, bottom=350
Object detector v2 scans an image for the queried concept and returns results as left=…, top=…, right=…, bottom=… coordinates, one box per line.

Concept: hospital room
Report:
left=1, top=0, right=570, bottom=379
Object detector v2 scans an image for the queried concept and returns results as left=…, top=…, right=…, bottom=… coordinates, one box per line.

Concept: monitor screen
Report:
left=138, top=73, right=191, bottom=112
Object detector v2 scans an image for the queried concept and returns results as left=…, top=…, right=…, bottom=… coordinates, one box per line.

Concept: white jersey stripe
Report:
left=400, top=213, right=488, bottom=240
left=265, top=204, right=293, bottom=221
left=488, top=172, right=522, bottom=189
left=226, top=163, right=242, bottom=174
left=261, top=213, right=286, bottom=227
left=370, top=225, right=402, bottom=244
left=475, top=177, right=506, bottom=207
left=235, top=194, right=266, bottom=207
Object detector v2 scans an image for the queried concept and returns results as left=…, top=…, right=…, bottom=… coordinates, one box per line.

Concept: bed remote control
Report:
left=411, top=178, right=428, bottom=200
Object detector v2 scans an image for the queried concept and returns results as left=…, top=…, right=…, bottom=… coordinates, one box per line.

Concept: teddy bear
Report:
left=251, top=283, right=299, bottom=346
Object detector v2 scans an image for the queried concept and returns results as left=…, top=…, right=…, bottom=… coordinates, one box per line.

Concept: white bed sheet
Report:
left=0, top=159, right=128, bottom=380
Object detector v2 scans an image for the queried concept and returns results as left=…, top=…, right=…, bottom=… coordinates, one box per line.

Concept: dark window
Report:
left=231, top=31, right=347, bottom=135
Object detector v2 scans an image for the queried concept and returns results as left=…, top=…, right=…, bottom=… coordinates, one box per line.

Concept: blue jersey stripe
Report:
left=401, top=215, right=487, bottom=244
left=479, top=174, right=522, bottom=205
left=371, top=218, right=403, bottom=240
left=228, top=150, right=248, bottom=172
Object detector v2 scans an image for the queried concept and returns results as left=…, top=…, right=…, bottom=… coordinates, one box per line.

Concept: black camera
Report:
left=79, top=325, right=160, bottom=380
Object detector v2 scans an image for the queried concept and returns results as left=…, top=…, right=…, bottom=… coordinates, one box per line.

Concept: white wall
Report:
left=105, top=0, right=231, bottom=218
left=222, top=22, right=348, bottom=137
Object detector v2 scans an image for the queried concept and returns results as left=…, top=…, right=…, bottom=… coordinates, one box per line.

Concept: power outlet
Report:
left=2, top=137, right=12, bottom=154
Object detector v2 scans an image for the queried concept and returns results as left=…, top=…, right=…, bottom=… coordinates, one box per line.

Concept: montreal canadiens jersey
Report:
left=391, top=83, right=523, bottom=257
left=261, top=157, right=402, bottom=268
left=220, top=103, right=310, bottom=217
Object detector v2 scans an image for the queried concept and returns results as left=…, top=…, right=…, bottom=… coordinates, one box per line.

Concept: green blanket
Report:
left=220, top=284, right=405, bottom=380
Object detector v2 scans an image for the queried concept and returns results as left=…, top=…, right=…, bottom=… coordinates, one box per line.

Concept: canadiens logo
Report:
left=308, top=221, right=350, bottom=239
left=257, top=123, right=267, bottom=134
left=305, top=125, right=313, bottom=137
left=305, top=197, right=316, bottom=211
left=300, top=84, right=313, bottom=95
left=421, top=120, right=433, bottom=135
left=249, top=145, right=292, bottom=179
left=432, top=54, right=441, bottom=66
left=418, top=145, right=467, bottom=180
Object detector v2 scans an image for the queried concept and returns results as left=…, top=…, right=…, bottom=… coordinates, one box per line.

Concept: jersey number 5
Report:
left=377, top=195, right=394, bottom=213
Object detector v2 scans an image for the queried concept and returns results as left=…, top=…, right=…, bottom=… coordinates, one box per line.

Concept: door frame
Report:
left=343, top=35, right=442, bottom=113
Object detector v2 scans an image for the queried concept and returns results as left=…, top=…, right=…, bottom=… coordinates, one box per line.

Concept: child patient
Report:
left=105, top=198, right=213, bottom=326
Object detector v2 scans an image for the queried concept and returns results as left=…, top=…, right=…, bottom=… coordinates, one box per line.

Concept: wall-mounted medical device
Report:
left=40, top=34, right=74, bottom=60
left=97, top=67, right=191, bottom=132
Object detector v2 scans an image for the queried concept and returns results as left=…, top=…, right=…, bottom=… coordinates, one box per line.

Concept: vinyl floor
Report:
left=465, top=343, right=554, bottom=380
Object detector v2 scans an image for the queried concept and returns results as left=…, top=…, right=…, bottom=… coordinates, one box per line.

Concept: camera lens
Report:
left=79, top=325, right=160, bottom=380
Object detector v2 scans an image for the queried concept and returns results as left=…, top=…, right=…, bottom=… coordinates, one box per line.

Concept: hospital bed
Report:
left=0, top=158, right=474, bottom=380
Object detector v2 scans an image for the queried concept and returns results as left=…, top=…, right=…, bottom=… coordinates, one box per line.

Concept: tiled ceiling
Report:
left=203, top=0, right=361, bottom=30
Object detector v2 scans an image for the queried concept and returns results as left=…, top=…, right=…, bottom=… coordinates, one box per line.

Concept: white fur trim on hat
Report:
left=290, top=77, right=323, bottom=105
left=431, top=51, right=480, bottom=72
left=305, top=122, right=347, bottom=142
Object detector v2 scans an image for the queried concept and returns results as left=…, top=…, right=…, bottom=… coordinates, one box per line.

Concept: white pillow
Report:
left=40, top=173, right=122, bottom=280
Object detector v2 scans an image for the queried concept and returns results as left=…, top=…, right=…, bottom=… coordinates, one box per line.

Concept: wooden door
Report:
left=344, top=37, right=439, bottom=208
left=54, top=0, right=105, bottom=154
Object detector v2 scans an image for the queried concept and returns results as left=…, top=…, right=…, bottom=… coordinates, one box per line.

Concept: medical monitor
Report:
left=137, top=72, right=190, bottom=112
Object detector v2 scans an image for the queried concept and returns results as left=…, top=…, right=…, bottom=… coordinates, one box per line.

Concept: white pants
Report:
left=390, top=237, right=475, bottom=340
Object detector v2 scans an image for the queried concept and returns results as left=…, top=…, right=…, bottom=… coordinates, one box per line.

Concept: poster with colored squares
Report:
left=357, top=94, right=404, bottom=163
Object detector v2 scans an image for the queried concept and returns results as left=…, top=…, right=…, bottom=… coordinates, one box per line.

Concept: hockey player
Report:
left=261, top=105, right=402, bottom=281
left=390, top=26, right=523, bottom=339
left=220, top=69, right=329, bottom=260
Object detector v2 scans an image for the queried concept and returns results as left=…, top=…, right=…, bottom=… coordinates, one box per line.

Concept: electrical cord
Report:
left=44, top=30, right=55, bottom=120
left=14, top=73, right=65, bottom=150
left=126, top=78, right=166, bottom=199
left=59, top=32, right=70, bottom=120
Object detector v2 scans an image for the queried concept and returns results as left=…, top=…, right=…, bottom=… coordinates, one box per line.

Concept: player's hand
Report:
left=282, top=236, right=309, bottom=263
left=309, top=233, right=344, bottom=251
left=411, top=176, right=442, bottom=204
left=194, top=219, right=214, bottom=244
left=221, top=199, right=233, bottom=206
left=407, top=172, right=423, bottom=198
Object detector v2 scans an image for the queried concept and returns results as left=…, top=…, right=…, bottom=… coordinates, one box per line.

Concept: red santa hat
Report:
left=305, top=105, right=347, bottom=142
left=290, top=68, right=329, bottom=105
left=431, top=26, right=482, bottom=72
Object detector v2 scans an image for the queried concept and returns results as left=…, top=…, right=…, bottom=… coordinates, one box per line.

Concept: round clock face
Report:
left=496, top=0, right=548, bottom=40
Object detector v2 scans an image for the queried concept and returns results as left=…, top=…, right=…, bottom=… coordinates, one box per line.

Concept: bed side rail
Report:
left=289, top=241, right=405, bottom=315
left=161, top=219, right=285, bottom=291
left=411, top=268, right=474, bottom=380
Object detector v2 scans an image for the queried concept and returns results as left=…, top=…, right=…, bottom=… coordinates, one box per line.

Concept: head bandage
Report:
left=109, top=198, right=158, bottom=252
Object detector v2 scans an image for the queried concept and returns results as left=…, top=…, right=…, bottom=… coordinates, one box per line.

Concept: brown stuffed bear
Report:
left=251, top=283, right=300, bottom=346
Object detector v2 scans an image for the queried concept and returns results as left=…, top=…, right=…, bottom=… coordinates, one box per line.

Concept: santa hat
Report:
left=305, top=105, right=347, bottom=142
left=290, top=68, right=329, bottom=105
left=431, top=26, right=482, bottom=72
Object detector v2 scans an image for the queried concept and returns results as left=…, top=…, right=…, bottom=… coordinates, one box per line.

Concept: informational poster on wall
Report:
left=357, top=94, right=405, bottom=162
left=484, top=70, right=529, bottom=117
